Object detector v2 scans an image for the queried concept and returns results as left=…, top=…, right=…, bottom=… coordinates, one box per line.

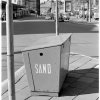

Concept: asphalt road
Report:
left=2, top=20, right=99, bottom=81
left=2, top=20, right=98, bottom=35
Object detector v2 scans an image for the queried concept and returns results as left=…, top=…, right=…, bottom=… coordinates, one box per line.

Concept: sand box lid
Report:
left=22, top=33, right=72, bottom=52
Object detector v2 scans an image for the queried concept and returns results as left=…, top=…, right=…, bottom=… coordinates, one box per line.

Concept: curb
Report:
left=2, top=66, right=26, bottom=95
left=2, top=50, right=22, bottom=55
left=69, top=20, right=99, bottom=25
left=2, top=19, right=55, bottom=23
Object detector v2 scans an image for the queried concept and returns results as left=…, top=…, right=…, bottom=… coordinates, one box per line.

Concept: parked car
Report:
left=93, top=8, right=99, bottom=20
left=45, top=14, right=52, bottom=20
left=59, top=13, right=64, bottom=22
left=29, top=9, right=36, bottom=14
left=62, top=13, right=70, bottom=21
left=1, top=10, right=6, bottom=21
left=45, top=13, right=54, bottom=20
left=94, top=12, right=99, bottom=20
left=45, top=13, right=65, bottom=22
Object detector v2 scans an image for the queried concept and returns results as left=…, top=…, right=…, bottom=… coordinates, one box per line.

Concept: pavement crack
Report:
left=24, top=96, right=32, bottom=100
left=2, top=73, right=25, bottom=95
left=15, top=73, right=26, bottom=84
left=74, top=59, right=92, bottom=70
left=2, top=90, right=8, bottom=95
left=48, top=97, right=53, bottom=100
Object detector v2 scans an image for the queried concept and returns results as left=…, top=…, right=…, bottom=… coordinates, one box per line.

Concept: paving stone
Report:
left=69, top=81, right=89, bottom=89
left=69, top=55, right=82, bottom=64
left=95, top=79, right=99, bottom=82
left=73, top=69, right=90, bottom=74
left=85, top=73, right=99, bottom=79
left=68, top=72, right=82, bottom=78
left=95, top=65, right=99, bottom=69
left=27, top=96, right=51, bottom=100
left=2, top=87, right=31, bottom=100
left=73, top=93, right=99, bottom=100
left=78, top=77, right=95, bottom=83
left=62, top=83, right=70, bottom=89
left=89, top=68, right=99, bottom=73
left=2, top=91, right=8, bottom=100
left=82, top=87, right=99, bottom=94
left=60, top=86, right=83, bottom=96
left=64, top=77, right=78, bottom=84
left=90, top=80, right=99, bottom=88
left=69, top=56, right=91, bottom=70
left=16, top=86, right=31, bottom=100
left=51, top=96, right=75, bottom=100
left=16, top=93, right=29, bottom=100
left=76, top=59, right=98, bottom=70
left=96, top=97, right=99, bottom=100
left=2, top=96, right=8, bottom=100
left=15, top=75, right=28, bottom=92
left=89, top=59, right=99, bottom=64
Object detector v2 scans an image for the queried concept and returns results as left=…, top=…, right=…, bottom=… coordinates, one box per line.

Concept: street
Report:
left=2, top=20, right=98, bottom=35
left=2, top=18, right=99, bottom=81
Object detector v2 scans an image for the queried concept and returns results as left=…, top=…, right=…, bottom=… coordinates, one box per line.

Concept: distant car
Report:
left=59, top=13, right=64, bottom=22
left=29, top=9, right=36, bottom=14
left=45, top=14, right=52, bottom=20
left=45, top=13, right=54, bottom=20
left=70, top=12, right=74, bottom=16
left=45, top=13, right=65, bottom=22
left=93, top=7, right=99, bottom=20
left=94, top=12, right=99, bottom=20
left=62, top=13, right=70, bottom=21
left=52, top=13, right=64, bottom=22
left=1, top=12, right=6, bottom=21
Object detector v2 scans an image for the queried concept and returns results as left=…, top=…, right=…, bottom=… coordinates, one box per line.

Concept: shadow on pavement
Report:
left=2, top=21, right=98, bottom=36
left=60, top=68, right=99, bottom=96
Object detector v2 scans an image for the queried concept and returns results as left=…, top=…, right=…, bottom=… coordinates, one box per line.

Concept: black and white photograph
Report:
left=1, top=0, right=99, bottom=100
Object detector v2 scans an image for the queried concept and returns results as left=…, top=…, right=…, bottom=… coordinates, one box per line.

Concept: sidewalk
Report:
left=1, top=33, right=99, bottom=100
left=2, top=14, right=99, bottom=25
left=2, top=33, right=98, bottom=81
left=2, top=52, right=99, bottom=100
left=70, top=16, right=99, bottom=25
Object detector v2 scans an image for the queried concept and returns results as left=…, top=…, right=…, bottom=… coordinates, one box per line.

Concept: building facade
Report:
left=40, top=0, right=64, bottom=15
left=28, top=0, right=40, bottom=15
left=2, top=0, right=40, bottom=15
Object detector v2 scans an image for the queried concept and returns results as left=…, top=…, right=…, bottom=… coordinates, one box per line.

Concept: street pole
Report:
left=64, top=0, right=65, bottom=13
left=88, top=0, right=91, bottom=22
left=51, top=0, right=52, bottom=13
left=6, top=0, right=16, bottom=100
left=56, top=0, right=59, bottom=36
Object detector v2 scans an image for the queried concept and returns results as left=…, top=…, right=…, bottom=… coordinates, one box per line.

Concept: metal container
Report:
left=22, top=34, right=71, bottom=96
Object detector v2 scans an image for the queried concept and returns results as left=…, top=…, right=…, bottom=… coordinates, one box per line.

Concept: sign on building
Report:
left=65, top=1, right=71, bottom=12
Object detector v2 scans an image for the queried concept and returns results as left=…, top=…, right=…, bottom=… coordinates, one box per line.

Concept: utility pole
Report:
left=88, top=0, right=91, bottom=22
left=51, top=0, right=52, bottom=13
left=64, top=0, right=65, bottom=13
left=6, top=0, right=16, bottom=100
left=56, top=0, right=59, bottom=36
